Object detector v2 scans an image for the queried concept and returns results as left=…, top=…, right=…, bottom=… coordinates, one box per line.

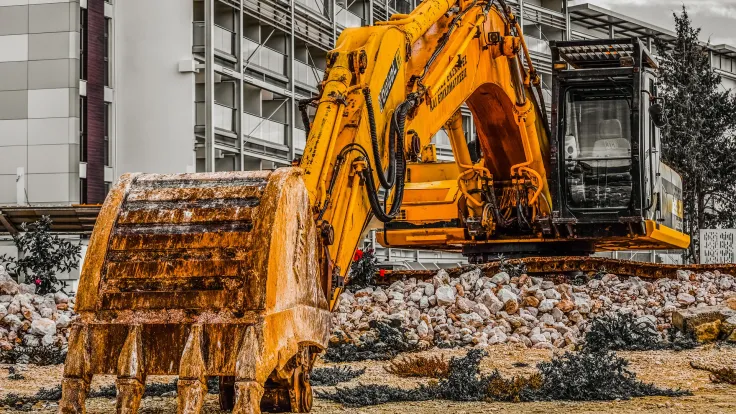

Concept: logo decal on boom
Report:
left=379, top=52, right=401, bottom=112
left=430, top=56, right=467, bottom=111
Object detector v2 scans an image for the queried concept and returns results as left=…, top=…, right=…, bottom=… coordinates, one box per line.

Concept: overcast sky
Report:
left=570, top=0, right=736, bottom=46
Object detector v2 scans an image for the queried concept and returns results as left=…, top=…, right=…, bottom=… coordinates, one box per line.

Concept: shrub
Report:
left=0, top=216, right=81, bottom=295
left=311, top=366, right=366, bottom=386
left=348, top=248, right=378, bottom=288
left=0, top=345, right=67, bottom=366
left=385, top=355, right=448, bottom=378
left=530, top=350, right=690, bottom=401
left=583, top=313, right=697, bottom=352
left=323, top=320, right=418, bottom=362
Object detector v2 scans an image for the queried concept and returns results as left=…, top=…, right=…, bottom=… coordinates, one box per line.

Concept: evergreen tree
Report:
left=654, top=7, right=736, bottom=262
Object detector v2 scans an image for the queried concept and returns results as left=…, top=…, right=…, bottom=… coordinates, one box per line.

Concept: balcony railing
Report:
left=243, top=37, right=287, bottom=76
left=525, top=36, right=551, bottom=56
left=195, top=102, right=236, bottom=132
left=294, top=127, right=307, bottom=151
left=243, top=112, right=287, bottom=146
left=193, top=22, right=236, bottom=56
left=294, top=60, right=325, bottom=89
left=294, top=0, right=329, bottom=19
left=335, top=7, right=363, bottom=28
left=432, top=129, right=452, bottom=149
left=388, top=0, right=414, bottom=15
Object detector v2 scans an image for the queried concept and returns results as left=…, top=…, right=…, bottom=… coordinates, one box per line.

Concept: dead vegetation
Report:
left=310, top=366, right=366, bottom=386
left=385, top=355, right=449, bottom=378
left=317, top=349, right=690, bottom=407
left=583, top=312, right=697, bottom=352
left=690, top=360, right=736, bottom=384
left=323, top=320, right=418, bottom=362
left=0, top=345, right=67, bottom=366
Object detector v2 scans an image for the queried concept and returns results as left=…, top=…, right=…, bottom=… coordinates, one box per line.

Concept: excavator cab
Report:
left=548, top=38, right=688, bottom=251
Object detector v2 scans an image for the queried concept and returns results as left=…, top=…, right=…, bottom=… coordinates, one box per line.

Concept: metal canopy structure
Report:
left=0, top=205, right=101, bottom=235
left=569, top=3, right=676, bottom=43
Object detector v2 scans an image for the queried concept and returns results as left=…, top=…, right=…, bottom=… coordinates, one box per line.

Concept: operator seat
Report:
left=590, top=119, right=630, bottom=169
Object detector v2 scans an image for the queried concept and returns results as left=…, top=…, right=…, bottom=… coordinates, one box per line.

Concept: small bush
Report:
left=385, top=355, right=448, bottom=378
left=530, top=350, right=690, bottom=401
left=323, top=320, right=418, bottom=362
left=498, top=256, right=526, bottom=278
left=0, top=385, right=62, bottom=411
left=0, top=216, right=81, bottom=295
left=0, top=345, right=67, bottom=366
left=485, top=371, right=543, bottom=402
left=311, top=366, right=366, bottom=386
left=315, top=383, right=434, bottom=407
left=348, top=249, right=378, bottom=288
left=583, top=313, right=697, bottom=352
left=583, top=313, right=663, bottom=351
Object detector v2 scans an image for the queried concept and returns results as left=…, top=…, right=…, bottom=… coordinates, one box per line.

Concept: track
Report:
left=380, top=256, right=736, bottom=283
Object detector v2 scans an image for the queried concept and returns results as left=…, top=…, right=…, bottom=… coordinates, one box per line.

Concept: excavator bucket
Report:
left=59, top=168, right=331, bottom=414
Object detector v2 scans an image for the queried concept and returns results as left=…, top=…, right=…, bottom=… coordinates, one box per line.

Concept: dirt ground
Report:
left=1, top=344, right=734, bottom=413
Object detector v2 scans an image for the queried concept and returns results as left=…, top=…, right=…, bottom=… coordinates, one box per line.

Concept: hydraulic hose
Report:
left=362, top=98, right=414, bottom=222
left=298, top=98, right=315, bottom=136
left=362, top=88, right=396, bottom=189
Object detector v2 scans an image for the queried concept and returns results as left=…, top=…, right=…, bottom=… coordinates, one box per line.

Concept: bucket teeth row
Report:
left=59, top=325, right=270, bottom=414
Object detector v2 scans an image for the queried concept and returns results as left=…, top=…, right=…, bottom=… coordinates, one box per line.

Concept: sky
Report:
left=569, top=0, right=736, bottom=46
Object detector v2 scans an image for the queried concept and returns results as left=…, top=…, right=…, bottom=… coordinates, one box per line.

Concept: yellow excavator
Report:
left=59, top=0, right=689, bottom=413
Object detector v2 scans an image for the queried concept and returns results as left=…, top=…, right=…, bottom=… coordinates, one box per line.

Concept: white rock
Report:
left=538, top=299, right=556, bottom=313
left=551, top=307, right=564, bottom=322
left=371, top=289, right=388, bottom=303
left=424, top=283, right=435, bottom=296
left=436, top=286, right=456, bottom=306
left=472, top=302, right=491, bottom=320
left=0, top=271, right=19, bottom=296
left=539, top=313, right=555, bottom=325
left=459, top=312, right=484, bottom=327
left=18, top=283, right=35, bottom=295
left=497, top=288, right=518, bottom=304
left=456, top=296, right=475, bottom=313
left=419, top=296, right=429, bottom=309
left=676, top=270, right=691, bottom=281
left=544, top=289, right=562, bottom=300
left=30, top=318, right=57, bottom=337
left=677, top=293, right=696, bottom=305
left=530, top=333, right=547, bottom=344
left=55, top=314, right=72, bottom=329
left=490, top=272, right=510, bottom=285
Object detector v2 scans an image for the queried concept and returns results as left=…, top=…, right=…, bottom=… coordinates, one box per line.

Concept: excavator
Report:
left=59, top=0, right=690, bottom=413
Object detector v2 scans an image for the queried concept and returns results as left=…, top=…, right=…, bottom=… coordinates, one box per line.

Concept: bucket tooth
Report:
left=59, top=324, right=92, bottom=414
left=232, top=326, right=264, bottom=414
left=177, top=325, right=208, bottom=414
left=115, top=326, right=146, bottom=414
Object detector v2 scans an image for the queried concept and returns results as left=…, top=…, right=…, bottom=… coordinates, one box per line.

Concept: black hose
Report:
left=362, top=99, right=414, bottom=222
left=298, top=98, right=315, bottom=136
left=362, top=88, right=396, bottom=189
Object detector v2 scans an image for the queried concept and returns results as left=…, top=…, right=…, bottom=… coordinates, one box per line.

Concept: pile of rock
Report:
left=333, top=268, right=736, bottom=350
left=0, top=266, right=75, bottom=352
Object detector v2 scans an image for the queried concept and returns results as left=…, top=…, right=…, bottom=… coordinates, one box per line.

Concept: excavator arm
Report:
left=300, top=0, right=551, bottom=306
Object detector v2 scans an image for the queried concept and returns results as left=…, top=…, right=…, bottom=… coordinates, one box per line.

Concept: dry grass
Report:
left=385, top=355, right=449, bottom=378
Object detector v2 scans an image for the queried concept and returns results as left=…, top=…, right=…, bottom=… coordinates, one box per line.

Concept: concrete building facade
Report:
left=0, top=0, right=113, bottom=207
left=1, top=1, right=736, bottom=271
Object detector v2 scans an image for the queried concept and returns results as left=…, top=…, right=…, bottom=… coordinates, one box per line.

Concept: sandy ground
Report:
left=1, top=344, right=734, bottom=413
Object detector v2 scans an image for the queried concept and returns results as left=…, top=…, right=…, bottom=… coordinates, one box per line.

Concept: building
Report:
left=1, top=1, right=735, bottom=273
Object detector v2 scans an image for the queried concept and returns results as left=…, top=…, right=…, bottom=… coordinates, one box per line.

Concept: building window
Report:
left=80, top=8, right=87, bottom=81
left=104, top=18, right=111, bottom=87
left=104, top=103, right=111, bottom=166
left=80, top=96, right=87, bottom=163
